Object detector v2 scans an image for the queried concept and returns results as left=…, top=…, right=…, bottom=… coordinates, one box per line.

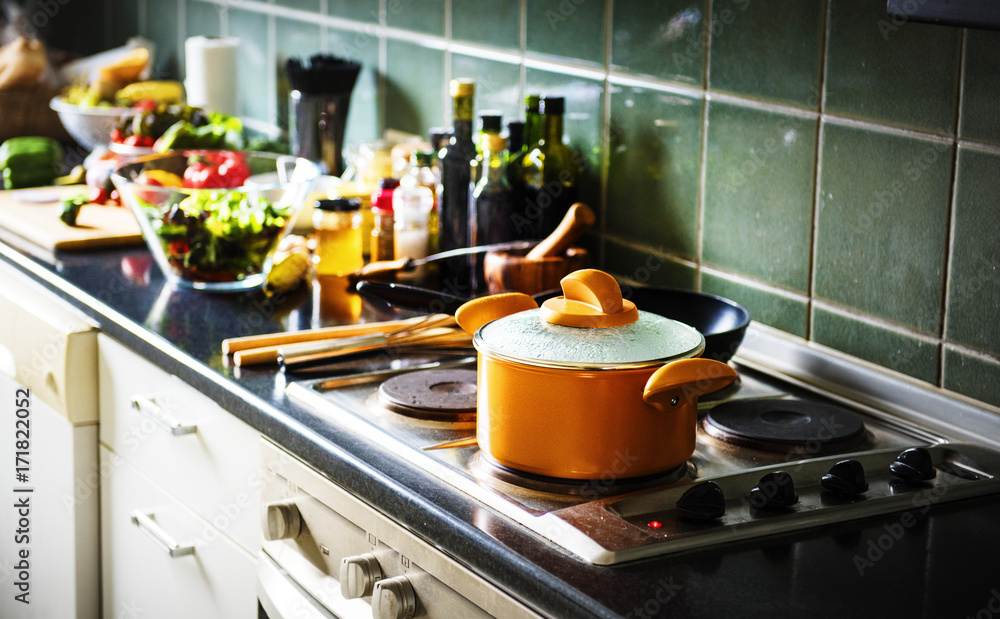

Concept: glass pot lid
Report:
left=474, top=270, right=705, bottom=370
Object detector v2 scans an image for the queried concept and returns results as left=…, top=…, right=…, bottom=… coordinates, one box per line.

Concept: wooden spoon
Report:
left=524, top=202, right=596, bottom=260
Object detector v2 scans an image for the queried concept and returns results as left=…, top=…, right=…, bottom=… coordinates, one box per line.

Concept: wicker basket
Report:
left=0, top=83, right=73, bottom=144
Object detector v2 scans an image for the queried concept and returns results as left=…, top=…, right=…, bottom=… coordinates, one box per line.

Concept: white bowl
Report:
left=49, top=97, right=129, bottom=150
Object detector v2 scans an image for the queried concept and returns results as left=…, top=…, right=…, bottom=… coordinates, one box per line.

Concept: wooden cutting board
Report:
left=0, top=186, right=144, bottom=251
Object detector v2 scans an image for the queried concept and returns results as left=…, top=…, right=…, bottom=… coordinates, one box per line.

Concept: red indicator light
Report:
left=647, top=520, right=663, bottom=529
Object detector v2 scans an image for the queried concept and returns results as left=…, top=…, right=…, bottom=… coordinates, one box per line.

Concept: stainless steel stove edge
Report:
left=734, top=323, right=1000, bottom=450
left=549, top=443, right=1000, bottom=565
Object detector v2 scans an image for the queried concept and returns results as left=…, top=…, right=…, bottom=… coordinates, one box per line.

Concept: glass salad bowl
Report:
left=112, top=151, right=318, bottom=291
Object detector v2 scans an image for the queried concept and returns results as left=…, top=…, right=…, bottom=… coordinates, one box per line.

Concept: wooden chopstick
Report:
left=222, top=316, right=427, bottom=355
left=229, top=314, right=461, bottom=367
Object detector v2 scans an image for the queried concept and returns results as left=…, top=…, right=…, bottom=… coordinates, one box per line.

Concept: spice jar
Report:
left=393, top=176, right=434, bottom=280
left=370, top=177, right=399, bottom=262
left=312, top=198, right=363, bottom=276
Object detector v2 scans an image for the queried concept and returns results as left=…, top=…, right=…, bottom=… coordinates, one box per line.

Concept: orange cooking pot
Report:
left=456, top=269, right=737, bottom=480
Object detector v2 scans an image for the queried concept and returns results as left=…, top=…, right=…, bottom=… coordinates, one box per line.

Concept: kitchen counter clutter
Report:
left=3, top=227, right=1000, bottom=618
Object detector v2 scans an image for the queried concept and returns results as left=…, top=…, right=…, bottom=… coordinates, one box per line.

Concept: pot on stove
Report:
left=456, top=269, right=737, bottom=480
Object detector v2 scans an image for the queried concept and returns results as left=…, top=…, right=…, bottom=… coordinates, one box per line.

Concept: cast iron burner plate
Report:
left=703, top=397, right=867, bottom=454
left=377, top=369, right=478, bottom=422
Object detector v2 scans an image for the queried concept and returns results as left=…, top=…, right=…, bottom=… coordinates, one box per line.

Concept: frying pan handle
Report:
left=643, top=358, right=737, bottom=411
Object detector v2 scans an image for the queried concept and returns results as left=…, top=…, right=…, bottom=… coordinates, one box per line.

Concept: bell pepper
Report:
left=0, top=136, right=63, bottom=189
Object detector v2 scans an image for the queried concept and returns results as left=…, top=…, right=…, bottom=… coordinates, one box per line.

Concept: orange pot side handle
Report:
left=643, top=358, right=738, bottom=411
left=455, top=292, right=539, bottom=334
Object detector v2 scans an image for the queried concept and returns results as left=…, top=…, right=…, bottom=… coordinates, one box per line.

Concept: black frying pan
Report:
left=355, top=280, right=751, bottom=363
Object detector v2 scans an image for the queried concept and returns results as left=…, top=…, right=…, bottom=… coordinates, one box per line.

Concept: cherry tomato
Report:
left=89, top=186, right=110, bottom=205
left=123, top=134, right=155, bottom=147
left=133, top=99, right=158, bottom=113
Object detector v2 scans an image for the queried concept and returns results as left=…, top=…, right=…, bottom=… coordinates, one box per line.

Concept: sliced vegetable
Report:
left=59, top=194, right=89, bottom=227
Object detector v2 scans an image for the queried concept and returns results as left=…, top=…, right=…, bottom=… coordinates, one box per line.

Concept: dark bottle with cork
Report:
left=437, top=79, right=477, bottom=293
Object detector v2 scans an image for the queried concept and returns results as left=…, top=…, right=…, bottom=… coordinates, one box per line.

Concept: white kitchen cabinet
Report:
left=98, top=333, right=262, bottom=615
left=99, top=445, right=257, bottom=619
left=98, top=334, right=262, bottom=553
left=0, top=263, right=99, bottom=619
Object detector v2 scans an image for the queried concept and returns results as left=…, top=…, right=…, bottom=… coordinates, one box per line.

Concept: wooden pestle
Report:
left=525, top=202, right=596, bottom=260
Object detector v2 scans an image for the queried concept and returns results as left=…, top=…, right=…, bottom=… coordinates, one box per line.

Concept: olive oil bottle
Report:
left=519, top=96, right=581, bottom=239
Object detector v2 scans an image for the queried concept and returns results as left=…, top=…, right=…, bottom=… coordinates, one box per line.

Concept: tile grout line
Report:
left=700, top=265, right=811, bottom=304
left=694, top=0, right=713, bottom=293
left=811, top=299, right=942, bottom=343
left=319, top=0, right=329, bottom=52
left=178, top=0, right=186, bottom=80
left=377, top=0, right=387, bottom=136
left=518, top=0, right=527, bottom=105
left=598, top=0, right=613, bottom=268
left=267, top=12, right=278, bottom=128
left=138, top=0, right=148, bottom=38
left=939, top=27, right=968, bottom=387
left=807, top=0, right=831, bottom=342
left=443, top=0, right=452, bottom=126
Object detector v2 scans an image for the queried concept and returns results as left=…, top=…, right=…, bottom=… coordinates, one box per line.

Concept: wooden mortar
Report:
left=483, top=202, right=595, bottom=295
left=483, top=246, right=590, bottom=295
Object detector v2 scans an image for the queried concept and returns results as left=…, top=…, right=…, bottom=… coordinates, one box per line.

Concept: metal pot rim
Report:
left=472, top=328, right=706, bottom=371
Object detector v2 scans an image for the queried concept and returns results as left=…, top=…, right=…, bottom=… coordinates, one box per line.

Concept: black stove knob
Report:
left=676, top=481, right=726, bottom=520
left=821, top=459, right=869, bottom=497
left=749, top=471, right=798, bottom=510
left=889, top=447, right=936, bottom=482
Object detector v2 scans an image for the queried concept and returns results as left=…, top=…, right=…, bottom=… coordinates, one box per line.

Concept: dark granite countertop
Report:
left=3, top=232, right=1000, bottom=619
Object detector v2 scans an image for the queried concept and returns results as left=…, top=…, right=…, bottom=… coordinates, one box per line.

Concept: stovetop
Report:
left=285, top=325, right=1000, bottom=565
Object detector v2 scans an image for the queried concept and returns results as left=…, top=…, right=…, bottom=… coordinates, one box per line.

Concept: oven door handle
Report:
left=257, top=552, right=339, bottom=619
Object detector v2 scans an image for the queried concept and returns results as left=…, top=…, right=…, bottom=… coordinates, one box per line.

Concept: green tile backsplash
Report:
left=702, top=101, right=816, bottom=291
left=610, top=0, right=706, bottom=86
left=606, top=86, right=702, bottom=259
left=708, top=0, right=824, bottom=109
left=78, top=1, right=1000, bottom=408
left=824, top=0, right=961, bottom=134
left=815, top=123, right=952, bottom=334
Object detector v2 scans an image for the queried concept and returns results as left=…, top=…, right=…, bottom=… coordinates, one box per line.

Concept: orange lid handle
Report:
left=540, top=269, right=639, bottom=328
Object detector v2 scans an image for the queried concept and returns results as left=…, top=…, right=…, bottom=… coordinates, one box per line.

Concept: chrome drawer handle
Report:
left=130, top=395, right=198, bottom=436
left=129, top=510, right=196, bottom=558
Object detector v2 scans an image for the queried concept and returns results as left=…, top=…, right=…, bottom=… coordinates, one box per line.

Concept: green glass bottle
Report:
left=519, top=96, right=580, bottom=239
left=506, top=96, right=540, bottom=239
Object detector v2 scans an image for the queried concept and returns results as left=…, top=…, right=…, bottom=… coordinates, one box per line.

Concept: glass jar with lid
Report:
left=312, top=197, right=364, bottom=276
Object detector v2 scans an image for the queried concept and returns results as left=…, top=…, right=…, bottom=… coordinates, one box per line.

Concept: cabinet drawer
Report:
left=100, top=446, right=256, bottom=619
left=98, top=335, right=261, bottom=552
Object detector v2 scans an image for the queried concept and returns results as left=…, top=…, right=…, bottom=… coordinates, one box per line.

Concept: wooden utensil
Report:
left=525, top=202, right=595, bottom=260
left=222, top=316, right=428, bottom=366
left=483, top=202, right=595, bottom=296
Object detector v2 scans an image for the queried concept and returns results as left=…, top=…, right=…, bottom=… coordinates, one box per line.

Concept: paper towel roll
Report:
left=184, top=36, right=239, bottom=116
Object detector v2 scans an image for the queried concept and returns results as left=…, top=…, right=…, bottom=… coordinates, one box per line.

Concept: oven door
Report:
left=257, top=551, right=339, bottom=619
